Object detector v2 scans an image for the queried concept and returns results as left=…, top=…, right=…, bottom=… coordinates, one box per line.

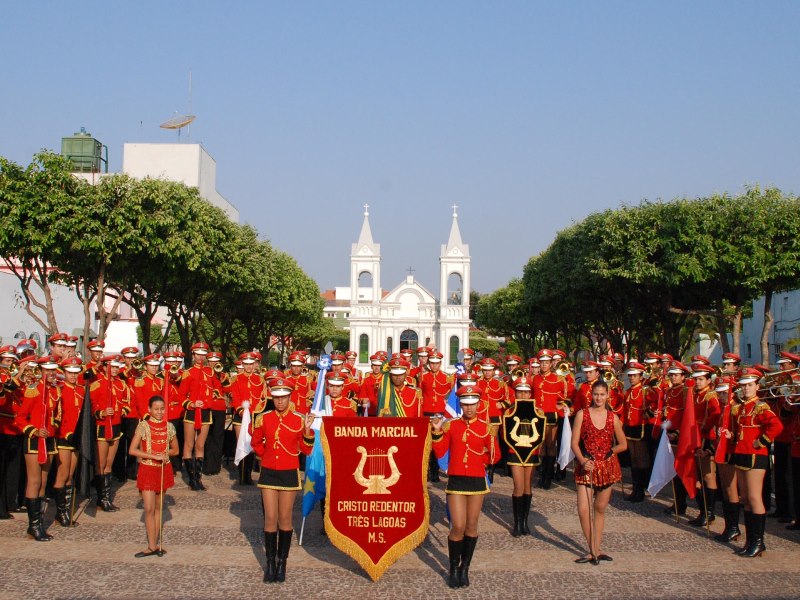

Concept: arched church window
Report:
left=400, top=330, right=419, bottom=365
left=449, top=336, right=459, bottom=366
left=357, top=271, right=373, bottom=302
left=447, top=273, right=463, bottom=305
left=386, top=337, right=393, bottom=356
left=359, top=333, right=369, bottom=363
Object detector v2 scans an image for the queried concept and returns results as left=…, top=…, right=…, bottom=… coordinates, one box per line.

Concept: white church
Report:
left=324, top=206, right=471, bottom=372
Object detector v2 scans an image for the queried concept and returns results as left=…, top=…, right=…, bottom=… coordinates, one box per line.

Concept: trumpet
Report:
left=301, top=366, right=309, bottom=376
left=603, top=370, right=618, bottom=386
left=213, top=363, right=225, bottom=373
left=555, top=361, right=571, bottom=378
left=8, top=363, right=19, bottom=377
left=511, top=367, right=528, bottom=378
left=168, top=364, right=180, bottom=374
left=132, top=358, right=144, bottom=371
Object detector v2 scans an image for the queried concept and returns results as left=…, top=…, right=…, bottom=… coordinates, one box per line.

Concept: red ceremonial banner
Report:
left=321, top=417, right=431, bottom=581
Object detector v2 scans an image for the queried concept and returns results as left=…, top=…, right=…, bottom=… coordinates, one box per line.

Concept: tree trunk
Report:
left=715, top=314, right=730, bottom=354
left=732, top=307, right=743, bottom=355
left=761, top=291, right=774, bottom=366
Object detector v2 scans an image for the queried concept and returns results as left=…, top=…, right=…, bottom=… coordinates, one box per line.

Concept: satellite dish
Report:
left=159, top=114, right=196, bottom=130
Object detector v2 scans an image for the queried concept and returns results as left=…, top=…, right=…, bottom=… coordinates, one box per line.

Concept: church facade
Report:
left=346, top=207, right=471, bottom=372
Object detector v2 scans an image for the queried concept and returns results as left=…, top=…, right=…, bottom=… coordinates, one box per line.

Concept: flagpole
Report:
left=299, top=517, right=306, bottom=546
left=695, top=455, right=711, bottom=538
left=671, top=479, right=680, bottom=523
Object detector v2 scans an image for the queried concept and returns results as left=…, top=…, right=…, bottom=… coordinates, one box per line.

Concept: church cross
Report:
left=363, top=203, right=370, bottom=216
left=451, top=204, right=459, bottom=218
left=407, top=266, right=415, bottom=276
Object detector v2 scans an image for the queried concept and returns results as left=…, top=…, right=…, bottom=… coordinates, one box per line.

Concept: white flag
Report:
left=556, top=407, right=575, bottom=470
left=647, top=431, right=677, bottom=498
left=234, top=401, right=252, bottom=466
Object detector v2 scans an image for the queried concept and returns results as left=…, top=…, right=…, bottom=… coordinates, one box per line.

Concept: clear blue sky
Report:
left=2, top=2, right=799, bottom=294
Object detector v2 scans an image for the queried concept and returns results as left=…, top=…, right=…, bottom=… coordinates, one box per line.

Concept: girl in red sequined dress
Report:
left=571, top=380, right=626, bottom=564
left=128, top=396, right=179, bottom=557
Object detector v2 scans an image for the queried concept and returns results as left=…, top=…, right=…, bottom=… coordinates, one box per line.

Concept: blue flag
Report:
left=302, top=355, right=331, bottom=518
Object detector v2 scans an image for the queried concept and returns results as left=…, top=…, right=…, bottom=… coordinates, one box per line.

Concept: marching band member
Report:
left=431, top=385, right=500, bottom=588
left=162, top=352, right=185, bottom=472
left=571, top=379, right=626, bottom=564
left=250, top=378, right=315, bottom=584
left=90, top=355, right=130, bottom=511
left=17, top=355, right=61, bottom=541
left=687, top=364, right=721, bottom=527
left=0, top=345, right=23, bottom=519
left=729, top=368, right=782, bottom=557
left=533, top=350, right=572, bottom=489
left=714, top=375, right=742, bottom=542
left=657, top=360, right=693, bottom=516
left=327, top=373, right=358, bottom=417
left=506, top=376, right=543, bottom=536
left=284, top=351, right=314, bottom=415
left=769, top=351, right=800, bottom=522
left=573, top=361, right=601, bottom=414
left=177, top=342, right=215, bottom=491
left=203, top=351, right=228, bottom=476
left=380, top=358, right=422, bottom=417
left=53, top=356, right=85, bottom=527
left=721, top=353, right=741, bottom=376
left=128, top=395, right=179, bottom=557
left=788, top=395, right=800, bottom=531
left=229, top=352, right=265, bottom=485
left=358, top=354, right=384, bottom=417
left=622, top=362, right=651, bottom=503
left=420, top=350, right=453, bottom=482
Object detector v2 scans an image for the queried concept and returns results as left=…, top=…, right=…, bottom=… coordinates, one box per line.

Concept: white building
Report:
left=701, top=289, right=800, bottom=365
left=337, top=206, right=471, bottom=371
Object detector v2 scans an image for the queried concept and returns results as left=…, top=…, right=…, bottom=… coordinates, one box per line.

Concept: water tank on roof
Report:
left=61, top=127, right=108, bottom=173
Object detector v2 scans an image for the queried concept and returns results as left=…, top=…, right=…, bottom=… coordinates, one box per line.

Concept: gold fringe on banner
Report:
left=321, top=423, right=431, bottom=582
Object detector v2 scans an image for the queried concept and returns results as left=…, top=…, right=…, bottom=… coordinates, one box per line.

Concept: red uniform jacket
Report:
left=89, top=375, right=130, bottom=427
left=432, top=417, right=500, bottom=477
left=573, top=381, right=594, bottom=414
left=623, top=383, right=648, bottom=427
left=250, top=409, right=314, bottom=470
left=58, top=381, right=85, bottom=439
left=17, top=381, right=62, bottom=439
left=477, top=377, right=508, bottom=420
left=229, top=373, right=266, bottom=415
left=695, top=386, right=721, bottom=441
left=132, top=374, right=165, bottom=420
left=0, top=370, right=23, bottom=435
left=533, top=372, right=572, bottom=414
left=420, top=371, right=453, bottom=414
left=391, top=384, right=422, bottom=418
left=331, top=395, right=358, bottom=418
left=284, top=372, right=314, bottom=415
left=731, top=398, right=783, bottom=456
left=657, top=383, right=692, bottom=438
left=359, top=372, right=382, bottom=416
left=178, top=364, right=216, bottom=425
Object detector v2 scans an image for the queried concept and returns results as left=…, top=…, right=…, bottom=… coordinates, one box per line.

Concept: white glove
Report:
left=660, top=419, right=672, bottom=431
left=242, top=400, right=250, bottom=409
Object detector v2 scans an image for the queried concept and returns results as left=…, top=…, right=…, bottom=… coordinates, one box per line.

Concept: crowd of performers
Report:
left=1, top=334, right=798, bottom=587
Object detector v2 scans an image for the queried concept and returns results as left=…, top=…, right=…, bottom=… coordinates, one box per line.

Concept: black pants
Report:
left=112, top=418, right=139, bottom=479
left=0, top=434, right=23, bottom=513
left=792, top=456, right=800, bottom=523
left=169, top=418, right=185, bottom=472
left=203, top=410, right=226, bottom=475
left=773, top=441, right=793, bottom=518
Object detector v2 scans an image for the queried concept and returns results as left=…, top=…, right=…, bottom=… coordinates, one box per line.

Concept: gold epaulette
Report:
left=253, top=412, right=265, bottom=429
left=753, top=401, right=770, bottom=416
left=134, top=378, right=145, bottom=388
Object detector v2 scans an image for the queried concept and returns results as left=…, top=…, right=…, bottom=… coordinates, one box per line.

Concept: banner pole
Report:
left=299, top=517, right=306, bottom=546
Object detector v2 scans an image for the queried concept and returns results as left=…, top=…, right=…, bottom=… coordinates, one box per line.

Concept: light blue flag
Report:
left=302, top=355, right=331, bottom=519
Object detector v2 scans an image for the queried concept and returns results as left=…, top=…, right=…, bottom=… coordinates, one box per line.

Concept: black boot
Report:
left=705, top=489, right=716, bottom=524
left=521, top=493, right=532, bottom=535
left=240, top=454, right=254, bottom=486
left=263, top=531, right=277, bottom=583
left=63, top=485, right=77, bottom=526
left=715, top=501, right=741, bottom=543
left=102, top=474, right=119, bottom=511
left=53, top=487, right=69, bottom=527
left=447, top=538, right=463, bottom=588
left=737, top=511, right=753, bottom=555
left=688, top=490, right=710, bottom=526
left=276, top=529, right=292, bottom=582
left=195, top=458, right=207, bottom=491
left=541, top=457, right=553, bottom=490
left=459, top=536, right=477, bottom=587
left=184, top=459, right=199, bottom=490
left=741, top=513, right=766, bottom=557
left=511, top=496, right=522, bottom=537
left=93, top=475, right=103, bottom=508
left=629, top=469, right=646, bottom=503
left=25, top=498, right=51, bottom=541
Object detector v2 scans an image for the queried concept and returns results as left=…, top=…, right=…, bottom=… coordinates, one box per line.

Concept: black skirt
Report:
left=56, top=436, right=76, bottom=451
left=624, top=424, right=645, bottom=441
left=183, top=409, right=213, bottom=425
left=446, top=474, right=489, bottom=496
left=25, top=436, right=56, bottom=455
left=544, top=411, right=558, bottom=425
left=258, top=467, right=301, bottom=491
left=96, top=423, right=122, bottom=442
left=732, top=453, right=769, bottom=471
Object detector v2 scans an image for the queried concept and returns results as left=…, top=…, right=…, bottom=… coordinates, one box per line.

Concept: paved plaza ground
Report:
left=1, top=465, right=798, bottom=599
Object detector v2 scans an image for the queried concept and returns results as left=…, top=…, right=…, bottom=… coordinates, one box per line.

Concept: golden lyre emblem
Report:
left=354, top=445, right=401, bottom=494
left=509, top=416, right=540, bottom=447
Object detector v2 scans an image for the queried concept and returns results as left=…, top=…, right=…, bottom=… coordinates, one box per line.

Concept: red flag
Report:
left=674, top=387, right=700, bottom=499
